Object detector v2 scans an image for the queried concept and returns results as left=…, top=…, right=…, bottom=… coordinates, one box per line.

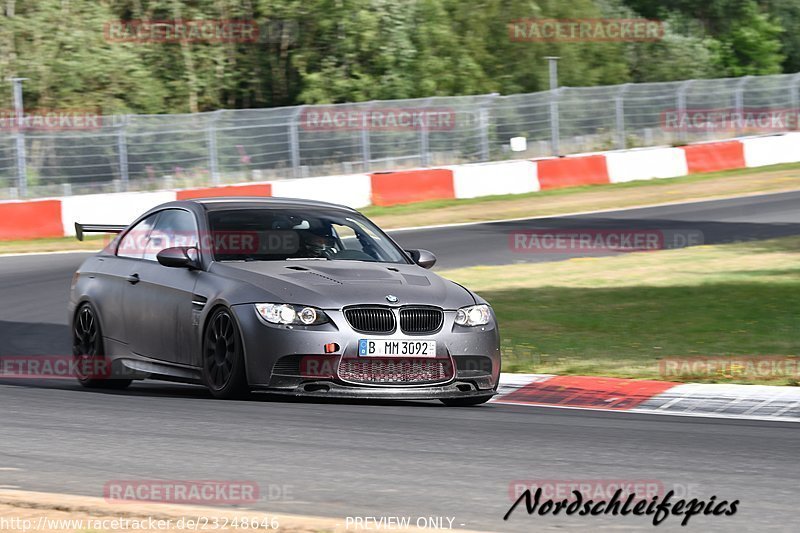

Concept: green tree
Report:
left=1, top=0, right=795, bottom=115
left=760, top=0, right=800, bottom=73
left=0, top=0, right=166, bottom=113
left=622, top=0, right=785, bottom=76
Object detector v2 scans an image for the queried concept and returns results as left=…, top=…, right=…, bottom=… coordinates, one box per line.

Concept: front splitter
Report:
left=254, top=380, right=496, bottom=400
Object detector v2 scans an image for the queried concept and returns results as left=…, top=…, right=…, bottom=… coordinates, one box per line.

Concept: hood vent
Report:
left=283, top=267, right=343, bottom=285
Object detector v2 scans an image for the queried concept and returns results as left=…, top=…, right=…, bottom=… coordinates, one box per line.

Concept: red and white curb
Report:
left=493, top=373, right=800, bottom=422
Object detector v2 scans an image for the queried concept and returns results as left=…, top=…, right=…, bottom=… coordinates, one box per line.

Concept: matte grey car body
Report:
left=69, top=198, right=501, bottom=404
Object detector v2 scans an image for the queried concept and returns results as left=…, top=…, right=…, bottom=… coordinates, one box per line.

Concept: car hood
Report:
left=209, top=260, right=476, bottom=309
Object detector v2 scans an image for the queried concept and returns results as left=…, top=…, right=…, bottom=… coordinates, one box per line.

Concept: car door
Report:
left=99, top=213, right=160, bottom=348
left=122, top=208, right=201, bottom=364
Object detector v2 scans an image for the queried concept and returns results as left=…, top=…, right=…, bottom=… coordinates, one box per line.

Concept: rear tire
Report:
left=440, top=395, right=493, bottom=407
left=72, top=303, right=132, bottom=390
left=202, top=308, right=250, bottom=399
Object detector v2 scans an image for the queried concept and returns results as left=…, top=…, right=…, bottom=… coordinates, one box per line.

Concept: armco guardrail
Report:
left=2, top=73, right=800, bottom=199
left=0, top=133, right=796, bottom=241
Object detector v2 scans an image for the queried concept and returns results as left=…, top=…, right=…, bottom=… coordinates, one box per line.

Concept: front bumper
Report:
left=231, top=304, right=501, bottom=399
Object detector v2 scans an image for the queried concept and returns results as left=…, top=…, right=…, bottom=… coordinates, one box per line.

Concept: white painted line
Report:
left=656, top=395, right=686, bottom=411
left=494, top=373, right=553, bottom=397
left=742, top=398, right=777, bottom=416
left=681, top=391, right=703, bottom=413
left=773, top=399, right=800, bottom=417
left=491, top=399, right=800, bottom=423
left=713, top=394, right=745, bottom=413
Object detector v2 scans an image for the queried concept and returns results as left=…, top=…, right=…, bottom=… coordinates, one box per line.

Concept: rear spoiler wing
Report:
left=74, top=222, right=127, bottom=241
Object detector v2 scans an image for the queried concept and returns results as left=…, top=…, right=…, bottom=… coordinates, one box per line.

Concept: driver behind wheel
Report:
left=300, top=227, right=338, bottom=258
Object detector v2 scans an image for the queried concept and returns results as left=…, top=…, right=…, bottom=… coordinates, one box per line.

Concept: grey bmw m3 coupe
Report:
left=69, top=198, right=501, bottom=405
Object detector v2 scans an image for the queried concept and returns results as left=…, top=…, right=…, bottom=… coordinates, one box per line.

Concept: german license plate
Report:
left=358, top=339, right=437, bottom=357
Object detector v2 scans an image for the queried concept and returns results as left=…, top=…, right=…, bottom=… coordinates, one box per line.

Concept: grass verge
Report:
left=0, top=235, right=107, bottom=255
left=363, top=161, right=800, bottom=228
left=440, top=236, right=800, bottom=385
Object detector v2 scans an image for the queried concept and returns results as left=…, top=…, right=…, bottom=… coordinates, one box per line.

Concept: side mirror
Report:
left=157, top=246, right=199, bottom=269
left=406, top=249, right=436, bottom=269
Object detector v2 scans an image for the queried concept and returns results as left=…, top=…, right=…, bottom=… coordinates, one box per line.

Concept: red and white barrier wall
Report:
left=1, top=133, right=799, bottom=240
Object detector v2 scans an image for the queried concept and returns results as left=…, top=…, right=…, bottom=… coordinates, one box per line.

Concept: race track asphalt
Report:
left=391, top=190, right=800, bottom=268
left=1, top=191, right=798, bottom=532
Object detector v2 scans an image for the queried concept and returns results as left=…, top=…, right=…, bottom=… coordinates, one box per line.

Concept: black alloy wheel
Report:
left=73, top=303, right=131, bottom=389
left=202, top=308, right=249, bottom=399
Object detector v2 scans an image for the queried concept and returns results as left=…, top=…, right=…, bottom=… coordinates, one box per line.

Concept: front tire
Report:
left=202, top=308, right=250, bottom=399
left=72, top=303, right=131, bottom=389
left=440, top=395, right=493, bottom=407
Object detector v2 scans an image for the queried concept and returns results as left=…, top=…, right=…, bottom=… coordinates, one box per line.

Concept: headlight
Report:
left=454, top=304, right=491, bottom=327
left=255, top=303, right=328, bottom=325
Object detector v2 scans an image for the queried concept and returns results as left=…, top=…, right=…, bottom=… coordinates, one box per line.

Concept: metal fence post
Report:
left=615, top=83, right=630, bottom=149
left=676, top=80, right=694, bottom=144
left=360, top=127, right=371, bottom=172
left=207, top=110, right=221, bottom=185
left=117, top=115, right=129, bottom=191
left=479, top=93, right=499, bottom=162
left=10, top=78, right=27, bottom=197
left=361, top=102, right=373, bottom=172
left=419, top=100, right=431, bottom=167
left=289, top=106, right=304, bottom=178
left=479, top=106, right=489, bottom=162
left=790, top=74, right=800, bottom=130
left=14, top=127, right=26, bottom=198
left=549, top=88, right=562, bottom=156
left=419, top=123, right=430, bottom=166
left=734, top=76, right=751, bottom=136
left=545, top=57, right=560, bottom=156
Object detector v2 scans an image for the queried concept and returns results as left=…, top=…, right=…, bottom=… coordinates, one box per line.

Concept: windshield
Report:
left=207, top=208, right=409, bottom=264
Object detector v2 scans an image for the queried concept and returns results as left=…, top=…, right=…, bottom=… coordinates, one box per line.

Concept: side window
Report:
left=143, top=209, right=200, bottom=262
left=116, top=214, right=159, bottom=259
